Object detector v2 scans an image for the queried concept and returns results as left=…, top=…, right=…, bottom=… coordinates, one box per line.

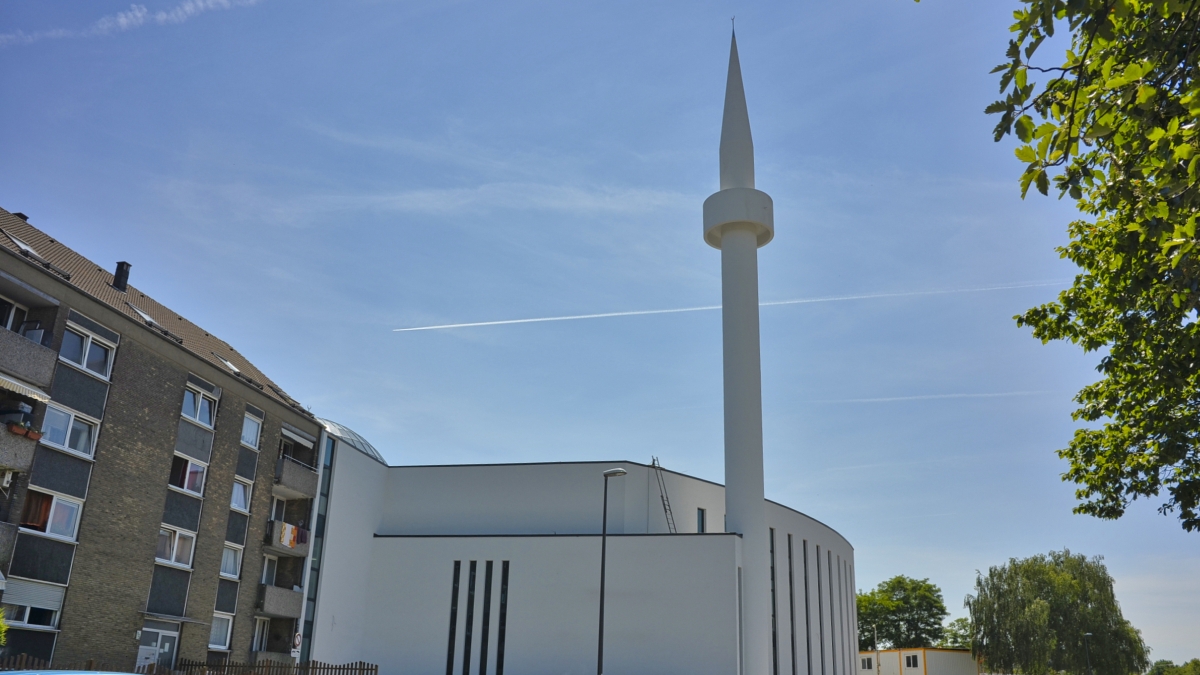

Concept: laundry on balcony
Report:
left=277, top=522, right=298, bottom=549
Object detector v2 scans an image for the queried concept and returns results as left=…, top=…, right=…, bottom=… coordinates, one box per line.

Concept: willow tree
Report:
left=989, top=0, right=1200, bottom=531
left=966, top=550, right=1148, bottom=675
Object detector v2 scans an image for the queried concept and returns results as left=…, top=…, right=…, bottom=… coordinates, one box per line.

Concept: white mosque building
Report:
left=306, top=35, right=857, bottom=675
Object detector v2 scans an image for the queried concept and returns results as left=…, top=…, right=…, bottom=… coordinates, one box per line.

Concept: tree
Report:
left=987, top=0, right=1200, bottom=531
left=856, top=576, right=947, bottom=650
left=965, top=550, right=1148, bottom=675
left=1149, top=660, right=1200, bottom=675
left=936, top=617, right=972, bottom=650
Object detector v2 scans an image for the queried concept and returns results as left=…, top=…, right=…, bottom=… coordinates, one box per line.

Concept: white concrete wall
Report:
left=309, top=439, right=388, bottom=665
left=316, top=457, right=856, bottom=675
left=376, top=461, right=727, bottom=537
left=765, top=501, right=856, bottom=675
left=358, top=533, right=740, bottom=675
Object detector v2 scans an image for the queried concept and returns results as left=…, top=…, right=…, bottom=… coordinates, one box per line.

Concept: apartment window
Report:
left=241, top=414, right=262, bottom=450
left=0, top=294, right=28, bottom=332
left=60, top=326, right=115, bottom=378
left=2, top=604, right=57, bottom=628
left=156, top=526, right=196, bottom=567
left=230, top=480, right=252, bottom=512
left=271, top=497, right=286, bottom=522
left=19, top=490, right=81, bottom=540
left=862, top=658, right=873, bottom=671
left=181, top=388, right=217, bottom=427
left=42, top=405, right=98, bottom=457
left=262, top=556, right=278, bottom=586
left=221, top=546, right=242, bottom=578
left=209, top=613, right=233, bottom=649
left=169, top=455, right=206, bottom=495
left=905, top=656, right=919, bottom=669
left=252, top=618, right=270, bottom=652
left=697, top=507, right=707, bottom=533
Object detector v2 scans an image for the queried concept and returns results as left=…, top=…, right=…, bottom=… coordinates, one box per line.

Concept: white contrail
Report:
left=1, top=0, right=261, bottom=47
left=392, top=280, right=1067, bottom=333
left=807, top=391, right=1053, bottom=404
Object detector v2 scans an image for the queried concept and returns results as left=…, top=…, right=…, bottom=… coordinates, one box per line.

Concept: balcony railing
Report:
left=0, top=426, right=36, bottom=472
left=257, top=583, right=303, bottom=619
left=0, top=327, right=56, bottom=389
left=264, top=519, right=310, bottom=558
left=274, top=455, right=318, bottom=499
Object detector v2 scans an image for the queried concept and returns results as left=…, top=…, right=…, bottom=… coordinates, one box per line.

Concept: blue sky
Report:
left=2, top=0, right=1196, bottom=660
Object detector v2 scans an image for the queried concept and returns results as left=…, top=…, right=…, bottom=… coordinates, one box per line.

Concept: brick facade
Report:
left=0, top=210, right=321, bottom=668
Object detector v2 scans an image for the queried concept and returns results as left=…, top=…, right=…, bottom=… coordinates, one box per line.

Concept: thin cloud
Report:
left=1, top=0, right=261, bottom=47
left=393, top=280, right=1067, bottom=332
left=807, top=391, right=1053, bottom=404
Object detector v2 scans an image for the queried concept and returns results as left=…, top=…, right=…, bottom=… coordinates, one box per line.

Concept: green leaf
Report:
left=985, top=100, right=1010, bottom=114
left=1016, top=115, right=1036, bottom=142
left=1016, top=145, right=1038, bottom=162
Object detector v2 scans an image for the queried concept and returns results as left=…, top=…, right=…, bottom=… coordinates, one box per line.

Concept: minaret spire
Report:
left=702, top=27, right=775, bottom=675
left=720, top=31, right=755, bottom=190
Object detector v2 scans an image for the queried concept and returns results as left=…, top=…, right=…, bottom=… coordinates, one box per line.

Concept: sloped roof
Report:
left=0, top=206, right=311, bottom=417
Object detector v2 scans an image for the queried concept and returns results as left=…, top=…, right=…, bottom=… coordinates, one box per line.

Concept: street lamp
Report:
left=597, top=467, right=627, bottom=675
left=874, top=624, right=881, bottom=675
left=1083, top=633, right=1094, bottom=675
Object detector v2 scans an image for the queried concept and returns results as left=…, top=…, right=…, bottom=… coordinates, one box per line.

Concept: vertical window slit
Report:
left=770, top=528, right=779, bottom=675
left=496, top=560, right=509, bottom=675
left=446, top=560, right=462, bottom=675
left=788, top=534, right=798, bottom=675
left=803, top=540, right=813, bottom=675
left=836, top=555, right=845, bottom=675
left=828, top=551, right=837, bottom=675
left=817, top=545, right=825, bottom=675
left=480, top=561, right=494, bottom=675
left=463, top=560, right=477, bottom=675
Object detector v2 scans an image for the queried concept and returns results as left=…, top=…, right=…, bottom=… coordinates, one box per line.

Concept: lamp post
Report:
left=597, top=467, right=626, bottom=675
left=1083, top=633, right=1094, bottom=675
left=874, top=624, right=881, bottom=675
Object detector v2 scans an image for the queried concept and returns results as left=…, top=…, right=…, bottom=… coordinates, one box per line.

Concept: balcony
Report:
left=258, top=583, right=303, bottom=619
left=0, top=426, right=35, bottom=472
left=0, top=522, right=17, bottom=568
left=264, top=520, right=310, bottom=558
left=0, top=328, right=56, bottom=389
left=274, top=455, right=318, bottom=499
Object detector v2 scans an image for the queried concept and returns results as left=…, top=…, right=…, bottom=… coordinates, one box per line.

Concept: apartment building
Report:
left=0, top=207, right=322, bottom=668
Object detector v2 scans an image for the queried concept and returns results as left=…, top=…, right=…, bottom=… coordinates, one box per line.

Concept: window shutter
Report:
left=4, top=578, right=66, bottom=610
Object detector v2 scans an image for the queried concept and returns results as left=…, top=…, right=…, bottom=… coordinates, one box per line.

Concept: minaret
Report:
left=703, top=31, right=774, bottom=675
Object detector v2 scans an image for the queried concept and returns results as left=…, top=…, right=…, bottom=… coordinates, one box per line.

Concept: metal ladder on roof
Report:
left=651, top=456, right=678, bottom=534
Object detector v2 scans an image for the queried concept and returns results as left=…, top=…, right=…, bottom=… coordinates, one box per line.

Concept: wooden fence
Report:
left=0, top=654, right=378, bottom=675
left=178, top=659, right=378, bottom=675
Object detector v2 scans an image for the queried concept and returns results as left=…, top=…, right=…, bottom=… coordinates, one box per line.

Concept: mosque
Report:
left=307, top=35, right=857, bottom=675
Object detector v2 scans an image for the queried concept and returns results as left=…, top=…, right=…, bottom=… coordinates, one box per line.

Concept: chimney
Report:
left=113, top=261, right=131, bottom=292
left=12, top=213, right=28, bottom=221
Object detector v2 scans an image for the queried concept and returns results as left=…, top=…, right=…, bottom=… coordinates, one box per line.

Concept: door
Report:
left=156, top=632, right=178, bottom=669
left=136, top=628, right=179, bottom=669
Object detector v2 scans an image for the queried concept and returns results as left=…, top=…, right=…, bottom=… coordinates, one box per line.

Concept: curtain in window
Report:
left=19, top=492, right=52, bottom=530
